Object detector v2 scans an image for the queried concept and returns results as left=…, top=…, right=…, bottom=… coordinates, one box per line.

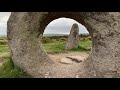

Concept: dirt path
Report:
left=47, top=52, right=89, bottom=78
left=48, top=52, right=89, bottom=63
left=0, top=52, right=89, bottom=78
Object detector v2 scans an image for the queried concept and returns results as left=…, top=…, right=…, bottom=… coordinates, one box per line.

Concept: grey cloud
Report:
left=0, top=12, right=11, bottom=17
left=0, top=12, right=11, bottom=35
left=0, top=12, right=89, bottom=36
left=0, top=26, right=7, bottom=35
left=45, top=17, right=89, bottom=34
left=45, top=19, right=89, bottom=34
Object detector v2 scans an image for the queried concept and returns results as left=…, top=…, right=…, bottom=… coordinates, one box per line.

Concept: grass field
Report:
left=42, top=38, right=92, bottom=54
left=0, top=45, right=31, bottom=78
left=0, top=37, right=31, bottom=78
left=0, top=36, right=92, bottom=78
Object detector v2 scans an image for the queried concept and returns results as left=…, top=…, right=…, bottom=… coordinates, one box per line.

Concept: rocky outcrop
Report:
left=7, top=12, right=120, bottom=78
left=65, top=23, right=79, bottom=50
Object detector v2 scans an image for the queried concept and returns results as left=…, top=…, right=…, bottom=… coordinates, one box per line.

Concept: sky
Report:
left=0, top=12, right=89, bottom=36
left=0, top=12, right=11, bottom=35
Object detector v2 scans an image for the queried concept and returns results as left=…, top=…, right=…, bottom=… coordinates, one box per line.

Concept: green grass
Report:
left=0, top=57, right=31, bottom=78
left=42, top=38, right=92, bottom=54
left=42, top=41, right=67, bottom=54
left=0, top=45, right=10, bottom=60
left=0, top=37, right=8, bottom=45
left=0, top=37, right=92, bottom=78
left=0, top=40, right=31, bottom=78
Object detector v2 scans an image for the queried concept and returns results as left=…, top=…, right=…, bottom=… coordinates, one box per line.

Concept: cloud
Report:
left=0, top=12, right=11, bottom=35
left=0, top=13, right=89, bottom=36
left=44, top=18, right=89, bottom=34
left=0, top=12, right=11, bottom=22
left=0, top=17, right=8, bottom=27
left=0, top=26, right=7, bottom=35
left=0, top=16, right=9, bottom=23
left=46, top=18, right=78, bottom=28
left=0, top=12, right=11, bottom=16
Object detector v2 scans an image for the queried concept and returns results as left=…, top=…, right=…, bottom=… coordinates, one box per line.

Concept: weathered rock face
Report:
left=7, top=12, right=54, bottom=77
left=7, top=12, right=120, bottom=78
left=65, top=23, right=79, bottom=50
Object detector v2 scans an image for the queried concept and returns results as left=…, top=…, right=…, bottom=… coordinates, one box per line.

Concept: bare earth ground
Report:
left=0, top=52, right=89, bottom=78
left=47, top=52, right=89, bottom=78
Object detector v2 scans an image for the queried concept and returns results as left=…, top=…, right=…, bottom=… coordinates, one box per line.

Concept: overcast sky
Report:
left=0, top=12, right=89, bottom=36
left=0, top=12, right=11, bottom=35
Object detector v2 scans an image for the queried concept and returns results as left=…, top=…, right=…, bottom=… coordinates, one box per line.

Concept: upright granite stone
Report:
left=65, top=23, right=79, bottom=50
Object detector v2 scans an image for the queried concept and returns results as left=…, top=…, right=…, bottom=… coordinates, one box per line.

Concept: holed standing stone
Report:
left=8, top=12, right=120, bottom=78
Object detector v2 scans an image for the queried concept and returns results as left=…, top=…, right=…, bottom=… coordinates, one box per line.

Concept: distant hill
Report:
left=43, top=33, right=89, bottom=36
left=0, top=35, right=7, bottom=37
left=43, top=34, right=68, bottom=36
left=0, top=33, right=89, bottom=37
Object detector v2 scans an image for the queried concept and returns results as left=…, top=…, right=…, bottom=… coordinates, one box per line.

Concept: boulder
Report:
left=60, top=58, right=73, bottom=64
left=66, top=56, right=85, bottom=63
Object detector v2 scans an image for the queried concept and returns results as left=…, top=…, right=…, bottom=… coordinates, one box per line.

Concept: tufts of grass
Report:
left=0, top=57, right=31, bottom=78
left=41, top=37, right=51, bottom=44
left=0, top=37, right=8, bottom=45
left=0, top=45, right=10, bottom=60
left=0, top=45, right=9, bottom=53
left=79, top=39, right=92, bottom=50
left=0, top=39, right=31, bottom=78
left=0, top=36, right=92, bottom=78
left=0, top=40, right=8, bottom=45
left=42, top=37, right=92, bottom=54
left=42, top=42, right=67, bottom=54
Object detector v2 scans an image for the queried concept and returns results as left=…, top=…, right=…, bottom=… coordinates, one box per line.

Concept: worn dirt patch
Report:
left=48, top=52, right=89, bottom=64
left=47, top=52, right=89, bottom=78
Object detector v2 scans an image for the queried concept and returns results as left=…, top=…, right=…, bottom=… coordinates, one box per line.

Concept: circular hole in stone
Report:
left=41, top=17, right=92, bottom=64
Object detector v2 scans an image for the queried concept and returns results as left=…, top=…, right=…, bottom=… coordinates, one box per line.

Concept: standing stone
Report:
left=65, top=23, right=79, bottom=50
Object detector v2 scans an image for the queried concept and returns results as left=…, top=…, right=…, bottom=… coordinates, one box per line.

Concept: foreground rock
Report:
left=60, top=55, right=84, bottom=64
left=66, top=56, right=85, bottom=63
left=60, top=58, right=73, bottom=64
left=65, top=23, right=79, bottom=50
left=7, top=12, right=120, bottom=78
